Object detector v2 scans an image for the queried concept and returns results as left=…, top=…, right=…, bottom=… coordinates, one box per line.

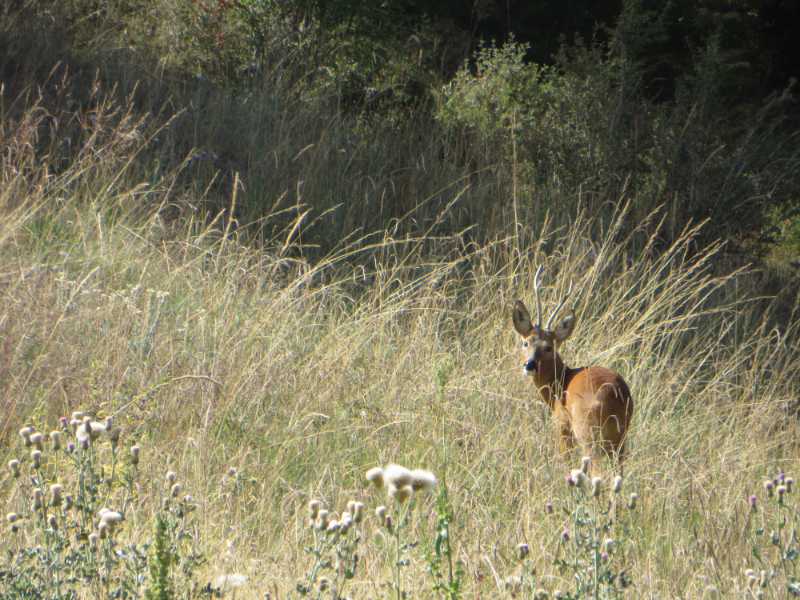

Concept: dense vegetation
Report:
left=1, top=0, right=799, bottom=598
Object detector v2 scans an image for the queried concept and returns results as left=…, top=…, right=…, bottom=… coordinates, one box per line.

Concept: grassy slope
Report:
left=1, top=84, right=800, bottom=599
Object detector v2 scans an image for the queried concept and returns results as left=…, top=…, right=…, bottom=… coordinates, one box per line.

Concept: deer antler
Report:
left=533, top=265, right=544, bottom=327
left=546, top=280, right=574, bottom=330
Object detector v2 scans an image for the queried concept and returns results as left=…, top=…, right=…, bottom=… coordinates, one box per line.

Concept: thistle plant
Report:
left=744, top=471, right=799, bottom=597
left=538, top=458, right=635, bottom=599
left=294, top=498, right=365, bottom=598
left=365, top=464, right=438, bottom=600
left=1, top=414, right=203, bottom=599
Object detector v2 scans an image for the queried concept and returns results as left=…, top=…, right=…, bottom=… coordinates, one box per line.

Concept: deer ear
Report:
left=512, top=301, right=535, bottom=337
left=553, top=309, right=577, bottom=343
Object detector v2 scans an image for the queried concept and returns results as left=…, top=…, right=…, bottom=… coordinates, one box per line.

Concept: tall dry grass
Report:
left=1, top=88, right=799, bottom=598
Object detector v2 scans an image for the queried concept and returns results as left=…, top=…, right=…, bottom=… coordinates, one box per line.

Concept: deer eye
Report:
left=523, top=341, right=529, bottom=348
left=545, top=346, right=553, bottom=353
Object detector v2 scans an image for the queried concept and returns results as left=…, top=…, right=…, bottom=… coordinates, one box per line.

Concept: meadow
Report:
left=1, top=77, right=800, bottom=599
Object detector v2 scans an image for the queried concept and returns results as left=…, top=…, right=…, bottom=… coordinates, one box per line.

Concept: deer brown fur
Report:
left=512, top=268, right=633, bottom=469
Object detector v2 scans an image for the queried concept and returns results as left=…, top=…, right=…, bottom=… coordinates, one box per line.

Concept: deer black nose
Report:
left=524, top=359, right=537, bottom=372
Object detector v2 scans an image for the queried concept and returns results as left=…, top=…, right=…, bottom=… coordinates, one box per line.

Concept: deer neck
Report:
left=534, top=354, right=567, bottom=411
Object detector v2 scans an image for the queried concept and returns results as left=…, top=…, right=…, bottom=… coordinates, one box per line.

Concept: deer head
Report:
left=512, top=267, right=577, bottom=391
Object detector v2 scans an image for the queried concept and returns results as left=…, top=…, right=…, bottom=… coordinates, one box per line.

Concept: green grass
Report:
left=1, top=79, right=800, bottom=600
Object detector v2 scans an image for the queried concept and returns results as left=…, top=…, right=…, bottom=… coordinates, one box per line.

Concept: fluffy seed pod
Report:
left=101, top=511, right=123, bottom=533
left=612, top=475, right=623, bottom=493
left=365, top=467, right=385, bottom=489
left=88, top=533, right=99, bottom=552
left=628, top=493, right=639, bottom=510
left=8, top=459, right=20, bottom=478
left=570, top=470, right=586, bottom=487
left=384, top=464, right=412, bottom=488
left=410, top=469, right=437, bottom=492
left=166, top=472, right=177, bottom=485
left=581, top=456, right=591, bottom=474
left=591, top=477, right=602, bottom=497
left=49, top=431, right=62, bottom=451
left=375, top=506, right=387, bottom=520
left=98, top=521, right=108, bottom=539
left=316, top=510, right=329, bottom=531
left=171, top=483, right=181, bottom=498
left=48, top=515, right=58, bottom=531
left=72, top=411, right=84, bottom=422
left=308, top=500, right=320, bottom=519
left=31, top=450, right=42, bottom=470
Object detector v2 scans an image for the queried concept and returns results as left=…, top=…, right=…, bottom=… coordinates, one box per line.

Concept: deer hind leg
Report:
left=557, top=421, right=577, bottom=460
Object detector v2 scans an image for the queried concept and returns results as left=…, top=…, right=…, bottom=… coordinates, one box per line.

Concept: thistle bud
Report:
left=88, top=533, right=99, bottom=552
left=50, top=484, right=63, bottom=507
left=171, top=483, right=181, bottom=498
left=581, top=456, right=591, bottom=474
left=591, top=477, right=602, bottom=497
left=130, top=445, right=140, bottom=466
left=19, top=427, right=32, bottom=447
left=353, top=502, right=365, bottom=523
left=628, top=493, right=639, bottom=510
left=8, top=459, right=20, bottom=478
left=64, top=494, right=73, bottom=511
left=517, top=543, right=530, bottom=560
left=786, top=477, right=794, bottom=493
left=545, top=502, right=554, bottom=515
left=316, top=510, right=329, bottom=531
left=30, top=432, right=44, bottom=451
left=570, top=469, right=586, bottom=487
left=48, top=515, right=58, bottom=531
left=308, top=500, right=320, bottom=519
left=72, top=411, right=84, bottom=422
left=561, top=530, right=570, bottom=542
left=375, top=506, right=387, bottom=520
left=32, top=488, right=43, bottom=511
left=763, top=480, right=775, bottom=497
left=50, top=431, right=62, bottom=450
left=98, top=521, right=108, bottom=539
left=166, top=471, right=177, bottom=485
left=759, top=570, right=769, bottom=588
left=31, top=450, right=42, bottom=470
left=100, top=511, right=123, bottom=533
left=7, top=513, right=19, bottom=525
left=109, top=427, right=122, bottom=447
left=777, top=485, right=788, bottom=503
left=612, top=475, right=623, bottom=493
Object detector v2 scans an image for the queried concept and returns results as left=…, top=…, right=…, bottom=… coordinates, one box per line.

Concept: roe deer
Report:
left=512, top=267, right=633, bottom=470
